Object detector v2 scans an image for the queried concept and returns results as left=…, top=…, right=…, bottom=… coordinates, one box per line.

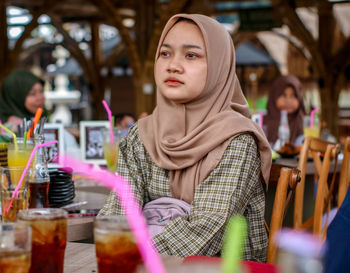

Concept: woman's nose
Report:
left=167, top=56, right=183, bottom=73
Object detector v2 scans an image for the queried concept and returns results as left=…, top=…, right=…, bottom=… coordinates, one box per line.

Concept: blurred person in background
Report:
left=0, top=69, right=79, bottom=157
left=264, top=74, right=305, bottom=147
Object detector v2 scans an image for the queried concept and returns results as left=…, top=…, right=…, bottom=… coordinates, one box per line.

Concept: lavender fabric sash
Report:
left=143, top=197, right=191, bottom=237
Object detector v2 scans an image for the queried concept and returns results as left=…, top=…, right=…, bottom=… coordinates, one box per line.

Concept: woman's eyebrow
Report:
left=160, top=43, right=203, bottom=50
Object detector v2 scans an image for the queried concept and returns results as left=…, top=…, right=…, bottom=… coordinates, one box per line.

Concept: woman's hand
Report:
left=7, top=116, right=23, bottom=133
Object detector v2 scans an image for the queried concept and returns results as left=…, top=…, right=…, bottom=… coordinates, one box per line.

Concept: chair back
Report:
left=338, top=137, right=350, bottom=208
left=267, top=163, right=300, bottom=264
left=293, top=137, right=340, bottom=239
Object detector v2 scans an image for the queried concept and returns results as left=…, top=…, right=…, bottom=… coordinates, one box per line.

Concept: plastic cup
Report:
left=7, top=138, right=34, bottom=169
left=94, top=215, right=142, bottom=273
left=17, top=208, right=67, bottom=273
left=0, top=222, right=32, bottom=273
left=101, top=127, right=123, bottom=172
left=303, top=116, right=320, bottom=138
left=0, top=167, right=29, bottom=221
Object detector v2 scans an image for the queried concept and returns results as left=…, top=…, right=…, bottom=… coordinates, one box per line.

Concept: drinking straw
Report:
left=27, top=107, right=43, bottom=139
left=60, top=154, right=166, bottom=273
left=102, top=100, right=114, bottom=145
left=221, top=215, right=247, bottom=273
left=310, top=106, right=320, bottom=129
left=4, top=140, right=58, bottom=215
left=0, top=120, right=4, bottom=135
left=0, top=124, right=17, bottom=150
left=259, top=111, right=263, bottom=128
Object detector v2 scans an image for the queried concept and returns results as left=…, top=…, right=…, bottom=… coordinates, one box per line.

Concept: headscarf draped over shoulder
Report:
left=265, top=75, right=305, bottom=144
left=138, top=14, right=272, bottom=203
left=0, top=70, right=44, bottom=121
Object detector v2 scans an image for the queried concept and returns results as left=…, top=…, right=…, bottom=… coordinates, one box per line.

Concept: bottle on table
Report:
left=29, top=134, right=50, bottom=208
left=274, top=110, right=290, bottom=150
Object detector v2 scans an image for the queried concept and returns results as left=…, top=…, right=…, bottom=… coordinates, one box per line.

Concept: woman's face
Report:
left=155, top=20, right=208, bottom=104
left=24, top=82, right=45, bottom=114
left=275, top=86, right=300, bottom=114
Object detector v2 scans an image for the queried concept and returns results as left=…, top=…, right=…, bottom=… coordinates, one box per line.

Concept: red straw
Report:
left=4, top=141, right=58, bottom=215
left=310, top=106, right=320, bottom=129
left=102, top=100, right=114, bottom=145
left=60, top=155, right=166, bottom=273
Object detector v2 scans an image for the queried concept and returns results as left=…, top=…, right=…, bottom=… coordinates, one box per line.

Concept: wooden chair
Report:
left=267, top=163, right=301, bottom=264
left=293, top=137, right=341, bottom=239
left=338, top=136, right=350, bottom=208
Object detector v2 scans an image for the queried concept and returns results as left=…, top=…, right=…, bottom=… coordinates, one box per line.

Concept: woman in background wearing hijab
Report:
left=99, top=14, right=272, bottom=261
left=0, top=69, right=79, bottom=156
left=264, top=75, right=305, bottom=147
left=0, top=70, right=46, bottom=132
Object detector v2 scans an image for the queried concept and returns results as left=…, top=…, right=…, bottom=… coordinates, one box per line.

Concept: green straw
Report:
left=0, top=124, right=17, bottom=150
left=112, top=115, right=115, bottom=128
left=221, top=215, right=248, bottom=273
left=23, top=131, right=27, bottom=148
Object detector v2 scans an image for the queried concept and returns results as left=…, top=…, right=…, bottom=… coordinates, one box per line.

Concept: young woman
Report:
left=264, top=75, right=305, bottom=146
left=0, top=69, right=79, bottom=155
left=0, top=70, right=46, bottom=132
left=99, top=14, right=272, bottom=261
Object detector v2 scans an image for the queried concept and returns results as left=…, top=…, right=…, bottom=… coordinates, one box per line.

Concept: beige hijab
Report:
left=138, top=14, right=271, bottom=203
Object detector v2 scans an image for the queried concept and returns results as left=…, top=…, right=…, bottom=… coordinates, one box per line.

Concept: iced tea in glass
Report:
left=0, top=222, right=32, bottom=273
left=17, top=208, right=67, bottom=273
left=0, top=166, right=29, bottom=221
left=94, top=215, right=142, bottom=273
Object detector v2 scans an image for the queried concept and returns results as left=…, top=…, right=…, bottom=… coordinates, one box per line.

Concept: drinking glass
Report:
left=17, top=208, right=67, bottom=273
left=101, top=127, right=123, bottom=172
left=7, top=138, right=34, bottom=168
left=94, top=215, right=142, bottom=273
left=303, top=116, right=320, bottom=138
left=0, top=222, right=32, bottom=273
left=0, top=166, right=29, bottom=221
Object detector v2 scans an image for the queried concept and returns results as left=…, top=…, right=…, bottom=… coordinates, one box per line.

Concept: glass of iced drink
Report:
left=0, top=166, right=29, bottom=221
left=101, top=127, right=123, bottom=172
left=94, top=215, right=142, bottom=273
left=7, top=138, right=34, bottom=169
left=0, top=222, right=32, bottom=273
left=17, top=208, right=67, bottom=273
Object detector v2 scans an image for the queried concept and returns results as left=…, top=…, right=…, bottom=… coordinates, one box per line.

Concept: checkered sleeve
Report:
left=153, top=134, right=268, bottom=261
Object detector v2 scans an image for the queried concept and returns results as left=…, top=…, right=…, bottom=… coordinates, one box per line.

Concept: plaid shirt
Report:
left=99, top=125, right=267, bottom=262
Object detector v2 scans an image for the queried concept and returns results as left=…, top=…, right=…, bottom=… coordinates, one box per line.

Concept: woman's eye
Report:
left=186, top=53, right=198, bottom=59
left=160, top=51, right=170, bottom=57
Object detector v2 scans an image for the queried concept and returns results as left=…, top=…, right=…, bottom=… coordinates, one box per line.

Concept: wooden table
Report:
left=64, top=242, right=278, bottom=273
left=275, top=157, right=342, bottom=175
left=67, top=180, right=109, bottom=241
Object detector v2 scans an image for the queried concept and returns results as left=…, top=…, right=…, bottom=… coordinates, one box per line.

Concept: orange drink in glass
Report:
left=0, top=166, right=29, bottom=222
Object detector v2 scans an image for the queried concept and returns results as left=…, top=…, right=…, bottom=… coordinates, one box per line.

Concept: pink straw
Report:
left=0, top=120, right=5, bottom=135
left=102, top=100, right=114, bottom=145
left=259, top=111, right=263, bottom=128
left=60, top=155, right=166, bottom=273
left=310, top=106, right=320, bottom=129
left=4, top=141, right=58, bottom=215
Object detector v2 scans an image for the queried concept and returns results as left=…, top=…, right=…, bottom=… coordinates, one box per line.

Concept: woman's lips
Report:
left=165, top=78, right=183, bottom=87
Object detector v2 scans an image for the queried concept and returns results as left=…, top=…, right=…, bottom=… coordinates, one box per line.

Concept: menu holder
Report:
left=44, top=123, right=65, bottom=168
left=79, top=121, right=109, bottom=165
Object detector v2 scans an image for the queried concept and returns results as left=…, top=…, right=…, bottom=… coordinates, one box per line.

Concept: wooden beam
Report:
left=0, top=0, right=8, bottom=72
